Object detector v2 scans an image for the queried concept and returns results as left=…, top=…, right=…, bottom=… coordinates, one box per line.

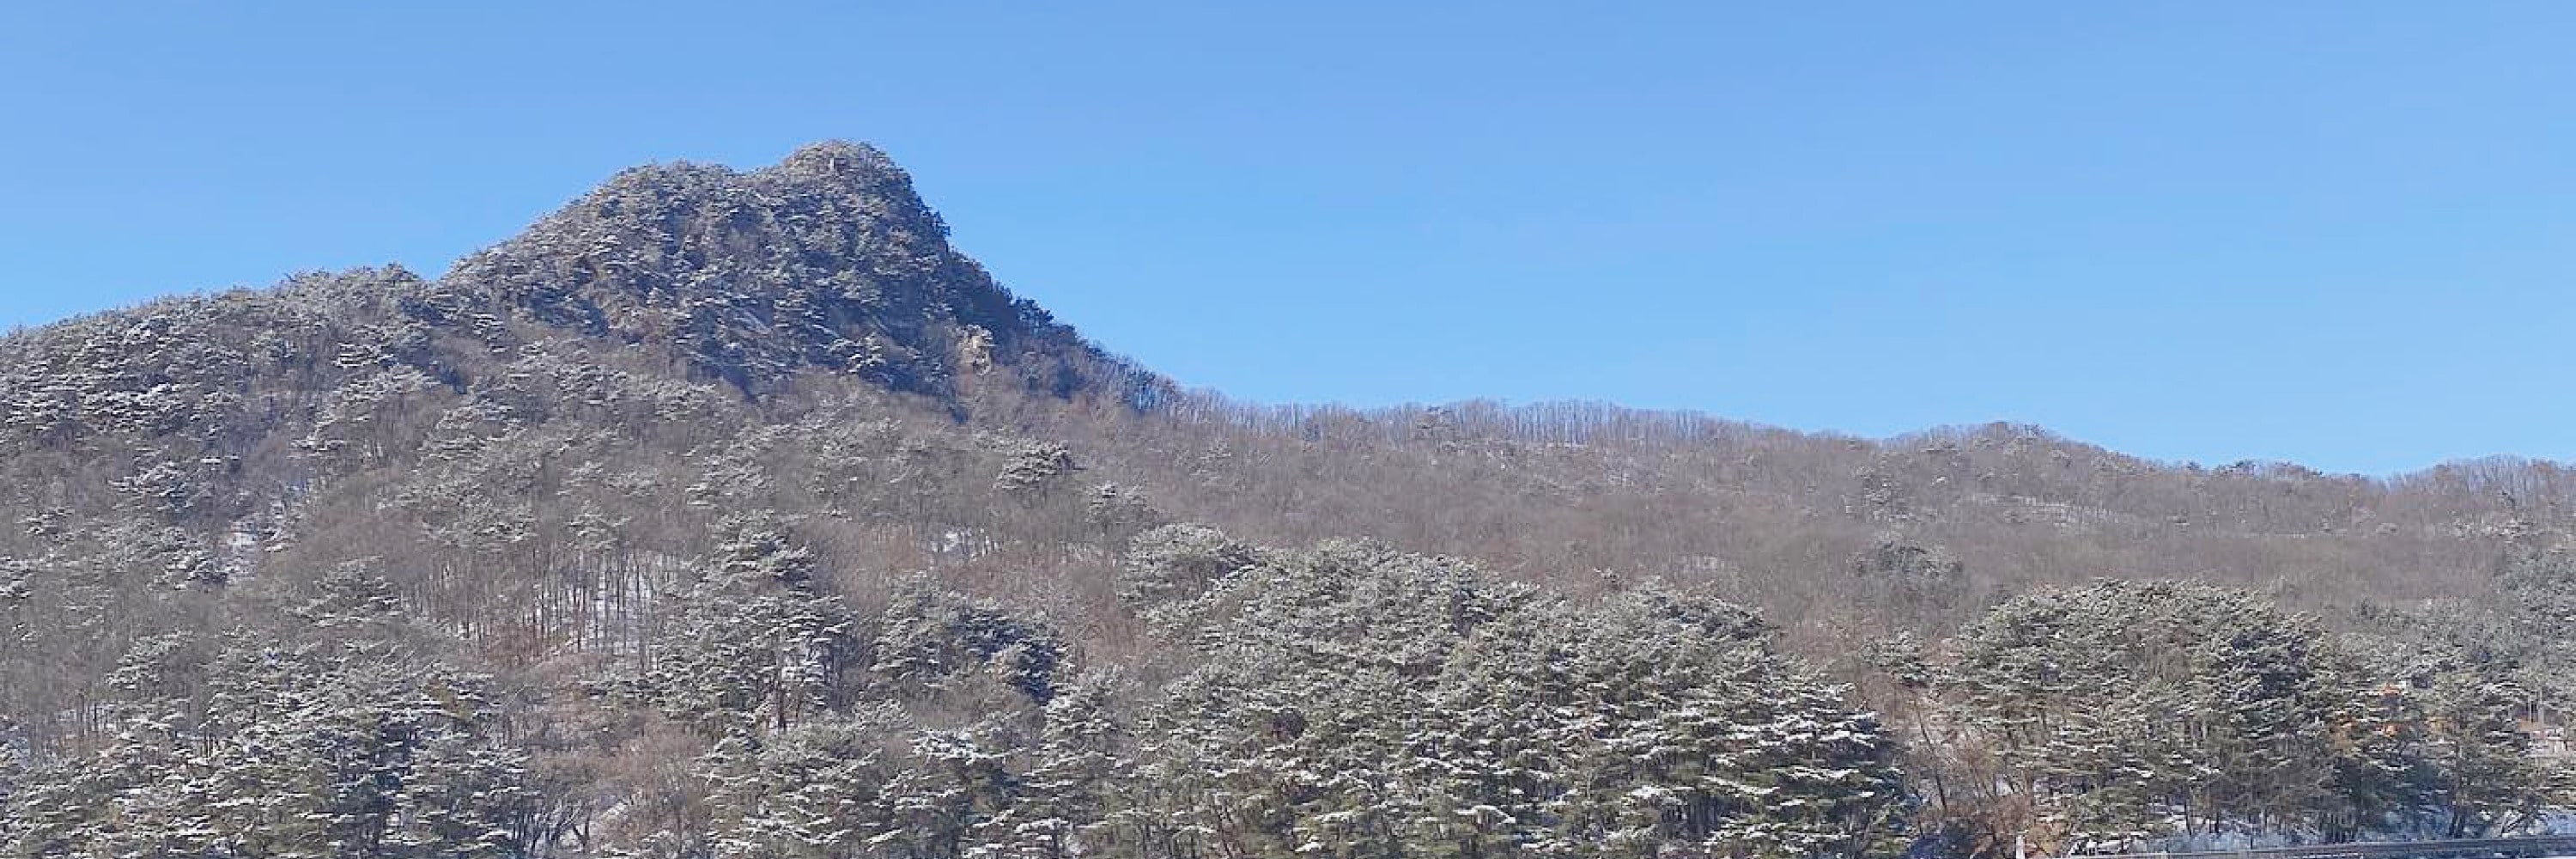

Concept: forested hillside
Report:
left=3, top=142, right=2572, bottom=858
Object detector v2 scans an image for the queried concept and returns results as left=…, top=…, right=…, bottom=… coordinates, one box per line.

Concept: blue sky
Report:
left=3, top=3, right=2570, bottom=476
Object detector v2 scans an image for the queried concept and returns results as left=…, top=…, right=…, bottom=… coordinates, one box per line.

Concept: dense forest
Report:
left=3, top=142, right=2572, bottom=858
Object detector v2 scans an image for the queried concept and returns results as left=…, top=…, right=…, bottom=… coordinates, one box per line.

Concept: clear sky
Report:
left=3, top=3, right=2569, bottom=476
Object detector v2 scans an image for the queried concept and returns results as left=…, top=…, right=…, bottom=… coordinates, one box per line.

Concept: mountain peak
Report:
left=572, top=140, right=924, bottom=223
left=771, top=139, right=902, bottom=184
left=433, top=142, right=1147, bottom=405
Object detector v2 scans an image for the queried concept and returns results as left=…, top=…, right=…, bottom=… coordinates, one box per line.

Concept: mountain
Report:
left=3, top=143, right=2571, bottom=858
